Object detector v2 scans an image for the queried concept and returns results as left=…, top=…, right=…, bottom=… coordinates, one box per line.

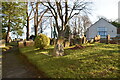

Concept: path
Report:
left=2, top=47, right=46, bottom=78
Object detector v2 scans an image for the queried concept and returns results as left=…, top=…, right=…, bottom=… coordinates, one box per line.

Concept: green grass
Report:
left=19, top=43, right=120, bottom=78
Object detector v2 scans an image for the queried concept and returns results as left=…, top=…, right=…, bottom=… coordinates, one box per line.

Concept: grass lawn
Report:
left=19, top=43, right=120, bottom=78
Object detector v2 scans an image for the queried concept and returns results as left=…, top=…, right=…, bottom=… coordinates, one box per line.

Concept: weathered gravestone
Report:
left=18, top=41, right=24, bottom=48
left=97, top=35, right=101, bottom=42
left=25, top=40, right=34, bottom=47
left=53, top=39, right=64, bottom=56
left=90, top=39, right=94, bottom=43
left=94, top=36, right=97, bottom=42
left=82, top=36, right=86, bottom=44
left=106, top=35, right=110, bottom=44
left=0, top=40, right=5, bottom=48
left=64, top=41, right=70, bottom=47
left=86, top=40, right=88, bottom=43
left=94, top=35, right=100, bottom=42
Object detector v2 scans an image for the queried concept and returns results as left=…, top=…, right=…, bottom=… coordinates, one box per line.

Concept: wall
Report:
left=86, top=19, right=117, bottom=40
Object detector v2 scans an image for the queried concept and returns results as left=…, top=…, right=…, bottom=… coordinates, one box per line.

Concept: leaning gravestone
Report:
left=0, top=40, right=5, bottom=48
left=106, top=35, right=110, bottom=44
left=90, top=39, right=94, bottom=43
left=53, top=39, right=64, bottom=56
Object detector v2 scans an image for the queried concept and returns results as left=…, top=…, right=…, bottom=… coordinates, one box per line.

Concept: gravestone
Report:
left=82, top=36, right=86, bottom=44
left=97, top=35, right=101, bottom=42
left=90, top=39, right=94, bottom=43
left=64, top=41, right=70, bottom=47
left=0, top=40, right=5, bottom=48
left=50, top=38, right=56, bottom=45
left=18, top=41, right=24, bottom=48
left=94, top=35, right=100, bottom=42
left=53, top=39, right=64, bottom=56
left=25, top=40, right=34, bottom=47
left=86, top=40, right=88, bottom=43
left=106, top=35, right=110, bottom=44
left=94, top=36, right=97, bottom=42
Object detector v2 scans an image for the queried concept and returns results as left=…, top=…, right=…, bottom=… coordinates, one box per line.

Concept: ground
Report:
left=2, top=47, right=47, bottom=78
left=19, top=43, right=120, bottom=78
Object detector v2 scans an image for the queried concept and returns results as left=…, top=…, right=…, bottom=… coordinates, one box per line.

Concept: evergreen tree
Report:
left=2, top=2, right=26, bottom=42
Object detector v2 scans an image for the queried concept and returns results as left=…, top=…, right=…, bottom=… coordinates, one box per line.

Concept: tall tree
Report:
left=2, top=2, right=26, bottom=42
left=26, top=2, right=30, bottom=40
left=42, top=0, right=92, bottom=39
left=42, top=0, right=92, bottom=56
left=31, top=2, right=48, bottom=36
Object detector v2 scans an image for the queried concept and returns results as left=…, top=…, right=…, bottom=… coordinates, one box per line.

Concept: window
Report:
left=97, top=27, right=107, bottom=37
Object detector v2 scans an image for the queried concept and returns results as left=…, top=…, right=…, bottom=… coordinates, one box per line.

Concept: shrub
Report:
left=34, top=33, right=50, bottom=49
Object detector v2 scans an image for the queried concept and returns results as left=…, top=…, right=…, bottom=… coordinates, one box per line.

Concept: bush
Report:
left=34, top=33, right=50, bottom=49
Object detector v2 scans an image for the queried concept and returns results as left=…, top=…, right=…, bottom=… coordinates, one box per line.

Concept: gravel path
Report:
left=2, top=47, right=46, bottom=78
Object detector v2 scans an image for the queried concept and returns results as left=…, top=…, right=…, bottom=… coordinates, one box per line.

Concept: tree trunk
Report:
left=34, top=25, right=38, bottom=36
left=34, top=12, right=38, bottom=36
left=40, top=22, right=43, bottom=33
left=26, top=2, right=29, bottom=40
left=6, top=20, right=10, bottom=43
left=53, top=30, right=65, bottom=56
left=34, top=2, right=38, bottom=36
left=26, top=17, right=29, bottom=40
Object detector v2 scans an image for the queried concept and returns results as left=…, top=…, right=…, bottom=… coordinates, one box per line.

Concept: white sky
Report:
left=89, top=0, right=119, bottom=23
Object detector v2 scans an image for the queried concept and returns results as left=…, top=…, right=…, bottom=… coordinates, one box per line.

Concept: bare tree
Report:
left=41, top=0, right=92, bottom=56
left=82, top=15, right=91, bottom=32
left=41, top=0, right=91, bottom=39
left=31, top=2, right=48, bottom=36
left=26, top=2, right=33, bottom=40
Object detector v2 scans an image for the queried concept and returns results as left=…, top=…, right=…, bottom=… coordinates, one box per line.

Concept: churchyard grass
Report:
left=19, top=43, right=120, bottom=78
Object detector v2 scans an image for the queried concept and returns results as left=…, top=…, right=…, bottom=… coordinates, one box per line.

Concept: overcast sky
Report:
left=90, top=0, right=119, bottom=23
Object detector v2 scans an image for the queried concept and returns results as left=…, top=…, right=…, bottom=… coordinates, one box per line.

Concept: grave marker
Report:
left=106, top=35, right=110, bottom=44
